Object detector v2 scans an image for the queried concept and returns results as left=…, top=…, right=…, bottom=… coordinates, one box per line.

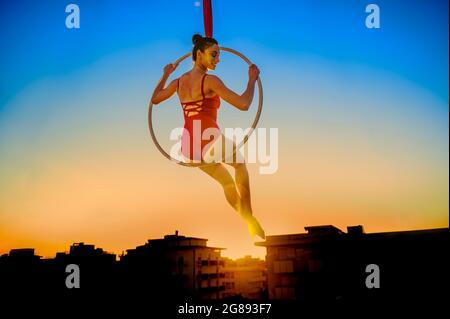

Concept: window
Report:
left=278, top=248, right=295, bottom=259
left=273, top=260, right=294, bottom=273
left=295, top=248, right=304, bottom=258
left=177, top=256, right=184, bottom=274
left=275, top=287, right=295, bottom=299
left=225, top=282, right=235, bottom=289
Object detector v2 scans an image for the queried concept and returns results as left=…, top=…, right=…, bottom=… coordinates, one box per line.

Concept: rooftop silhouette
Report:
left=1, top=225, right=448, bottom=314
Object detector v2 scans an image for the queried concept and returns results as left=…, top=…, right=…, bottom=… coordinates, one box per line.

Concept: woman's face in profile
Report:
left=200, top=44, right=220, bottom=70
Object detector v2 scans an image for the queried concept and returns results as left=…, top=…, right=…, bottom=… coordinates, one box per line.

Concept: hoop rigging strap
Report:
left=203, top=0, right=213, bottom=37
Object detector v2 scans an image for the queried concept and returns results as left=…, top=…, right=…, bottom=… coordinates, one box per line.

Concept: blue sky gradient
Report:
left=1, top=0, right=448, bottom=109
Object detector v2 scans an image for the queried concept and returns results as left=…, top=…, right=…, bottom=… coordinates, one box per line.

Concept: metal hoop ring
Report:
left=148, top=47, right=263, bottom=167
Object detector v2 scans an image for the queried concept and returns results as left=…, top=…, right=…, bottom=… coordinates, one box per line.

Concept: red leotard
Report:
left=177, top=74, right=221, bottom=161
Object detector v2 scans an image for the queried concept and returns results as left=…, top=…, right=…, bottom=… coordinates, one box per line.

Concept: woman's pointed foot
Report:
left=246, top=216, right=265, bottom=240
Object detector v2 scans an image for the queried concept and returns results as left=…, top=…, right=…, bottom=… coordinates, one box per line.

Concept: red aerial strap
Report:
left=203, top=0, right=213, bottom=37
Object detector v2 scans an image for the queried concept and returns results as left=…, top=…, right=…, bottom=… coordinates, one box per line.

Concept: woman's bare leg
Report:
left=200, top=137, right=265, bottom=239
left=199, top=163, right=242, bottom=213
left=224, top=162, right=265, bottom=239
left=224, top=162, right=252, bottom=218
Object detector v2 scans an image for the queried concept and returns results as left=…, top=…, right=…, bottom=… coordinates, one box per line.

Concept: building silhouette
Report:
left=1, top=225, right=448, bottom=313
left=120, top=231, right=225, bottom=300
left=0, top=248, right=42, bottom=291
left=51, top=242, right=117, bottom=290
left=221, top=255, right=267, bottom=299
left=256, top=225, right=449, bottom=307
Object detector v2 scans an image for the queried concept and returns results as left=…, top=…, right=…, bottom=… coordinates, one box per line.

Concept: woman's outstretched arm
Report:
left=151, top=63, right=178, bottom=105
left=208, top=64, right=260, bottom=111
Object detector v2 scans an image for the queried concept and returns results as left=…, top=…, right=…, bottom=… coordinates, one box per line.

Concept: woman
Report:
left=151, top=34, right=265, bottom=239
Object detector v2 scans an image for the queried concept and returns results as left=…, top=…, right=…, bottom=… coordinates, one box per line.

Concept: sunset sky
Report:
left=1, top=0, right=448, bottom=259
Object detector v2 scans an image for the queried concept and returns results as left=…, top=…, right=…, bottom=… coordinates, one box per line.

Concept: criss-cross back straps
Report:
left=178, top=74, right=208, bottom=117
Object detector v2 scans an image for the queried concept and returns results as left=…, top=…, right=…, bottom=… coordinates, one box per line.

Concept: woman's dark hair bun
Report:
left=191, top=33, right=218, bottom=61
left=192, top=34, right=203, bottom=45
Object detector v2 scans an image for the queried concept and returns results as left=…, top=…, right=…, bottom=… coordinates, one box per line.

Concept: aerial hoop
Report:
left=148, top=47, right=263, bottom=167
